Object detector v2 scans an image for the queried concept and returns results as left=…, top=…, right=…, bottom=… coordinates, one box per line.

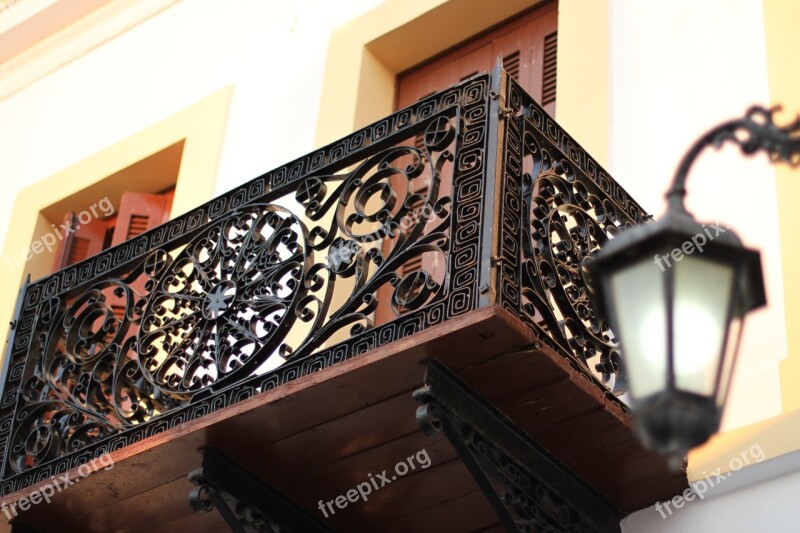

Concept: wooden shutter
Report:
left=51, top=189, right=173, bottom=273
left=110, top=191, right=172, bottom=247
left=396, top=2, right=557, bottom=112
left=109, top=190, right=172, bottom=322
left=541, top=30, right=558, bottom=116
left=51, top=212, right=107, bottom=270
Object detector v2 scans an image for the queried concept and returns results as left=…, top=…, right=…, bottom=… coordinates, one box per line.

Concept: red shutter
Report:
left=51, top=212, right=107, bottom=270
left=110, top=191, right=171, bottom=247
left=396, top=2, right=557, bottom=112
left=541, top=30, right=558, bottom=116
left=109, top=190, right=171, bottom=323
left=52, top=189, right=173, bottom=274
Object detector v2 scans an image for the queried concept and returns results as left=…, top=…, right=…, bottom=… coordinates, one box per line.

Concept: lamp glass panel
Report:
left=609, top=258, right=667, bottom=398
left=672, top=256, right=735, bottom=395
left=716, top=315, right=742, bottom=409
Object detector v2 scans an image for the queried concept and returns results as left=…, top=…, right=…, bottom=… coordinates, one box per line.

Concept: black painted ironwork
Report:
left=189, top=447, right=333, bottom=533
left=414, top=359, right=622, bottom=532
left=493, top=72, right=649, bottom=394
left=0, top=63, right=646, bottom=494
left=668, top=105, right=800, bottom=212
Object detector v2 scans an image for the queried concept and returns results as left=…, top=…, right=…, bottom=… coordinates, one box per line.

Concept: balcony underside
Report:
left=1, top=306, right=685, bottom=532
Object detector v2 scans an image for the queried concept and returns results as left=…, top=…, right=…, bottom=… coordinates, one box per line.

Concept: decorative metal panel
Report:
left=494, top=76, right=649, bottom=394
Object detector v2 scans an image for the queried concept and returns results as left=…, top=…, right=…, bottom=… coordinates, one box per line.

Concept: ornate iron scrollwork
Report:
left=138, top=205, right=306, bottom=397
left=0, top=68, right=646, bottom=496
left=496, top=76, right=649, bottom=394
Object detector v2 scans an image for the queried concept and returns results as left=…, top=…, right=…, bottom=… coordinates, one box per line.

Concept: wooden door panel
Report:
left=398, top=2, right=557, bottom=109
left=447, top=42, right=492, bottom=85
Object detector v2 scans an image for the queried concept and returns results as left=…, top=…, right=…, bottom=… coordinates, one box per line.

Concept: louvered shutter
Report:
left=109, top=190, right=172, bottom=323
left=503, top=50, right=521, bottom=80
left=110, top=191, right=172, bottom=247
left=51, top=212, right=107, bottom=270
left=51, top=189, right=173, bottom=291
left=541, top=30, right=558, bottom=116
left=397, top=2, right=557, bottom=111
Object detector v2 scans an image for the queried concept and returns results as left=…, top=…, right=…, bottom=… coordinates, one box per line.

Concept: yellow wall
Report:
left=555, top=0, right=609, bottom=166
left=0, top=87, right=232, bottom=358
left=762, top=0, right=800, bottom=413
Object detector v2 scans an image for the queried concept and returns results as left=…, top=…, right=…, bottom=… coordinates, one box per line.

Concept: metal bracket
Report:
left=498, top=107, right=514, bottom=119
left=188, top=447, right=334, bottom=533
left=413, top=359, right=623, bottom=532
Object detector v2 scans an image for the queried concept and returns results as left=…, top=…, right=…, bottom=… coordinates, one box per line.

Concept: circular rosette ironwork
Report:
left=138, top=205, right=306, bottom=397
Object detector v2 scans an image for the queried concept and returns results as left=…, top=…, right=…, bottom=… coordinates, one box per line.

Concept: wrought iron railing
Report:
left=497, top=75, right=648, bottom=392
left=0, top=65, right=647, bottom=494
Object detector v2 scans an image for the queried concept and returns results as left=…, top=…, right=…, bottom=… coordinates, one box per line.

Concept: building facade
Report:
left=0, top=0, right=798, bottom=531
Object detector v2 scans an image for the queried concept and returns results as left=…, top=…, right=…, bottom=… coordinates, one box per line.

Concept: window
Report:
left=0, top=87, right=231, bottom=357
left=39, top=139, right=185, bottom=274
left=396, top=1, right=558, bottom=116
left=45, top=148, right=181, bottom=323
left=52, top=189, right=174, bottom=270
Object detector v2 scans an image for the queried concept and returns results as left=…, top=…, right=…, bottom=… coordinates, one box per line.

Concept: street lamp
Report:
left=584, top=106, right=800, bottom=469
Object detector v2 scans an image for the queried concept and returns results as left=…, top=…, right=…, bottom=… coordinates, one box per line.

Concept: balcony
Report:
left=0, top=66, right=685, bottom=531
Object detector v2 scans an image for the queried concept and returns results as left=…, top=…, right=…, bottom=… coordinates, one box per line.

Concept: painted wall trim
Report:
left=0, top=0, right=182, bottom=101
left=689, top=406, right=800, bottom=483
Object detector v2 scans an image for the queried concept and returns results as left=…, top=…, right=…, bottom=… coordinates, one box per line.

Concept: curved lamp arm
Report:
left=667, top=106, right=800, bottom=212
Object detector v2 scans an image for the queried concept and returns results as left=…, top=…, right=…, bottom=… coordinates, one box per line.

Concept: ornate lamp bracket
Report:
left=668, top=106, right=800, bottom=213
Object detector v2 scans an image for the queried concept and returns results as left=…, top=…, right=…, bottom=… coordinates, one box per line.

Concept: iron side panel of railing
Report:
left=495, top=73, right=649, bottom=394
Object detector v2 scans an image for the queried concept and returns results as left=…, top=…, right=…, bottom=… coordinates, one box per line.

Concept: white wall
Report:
left=609, top=0, right=786, bottom=430
left=622, top=448, right=800, bottom=532
left=0, top=0, right=382, bottom=260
